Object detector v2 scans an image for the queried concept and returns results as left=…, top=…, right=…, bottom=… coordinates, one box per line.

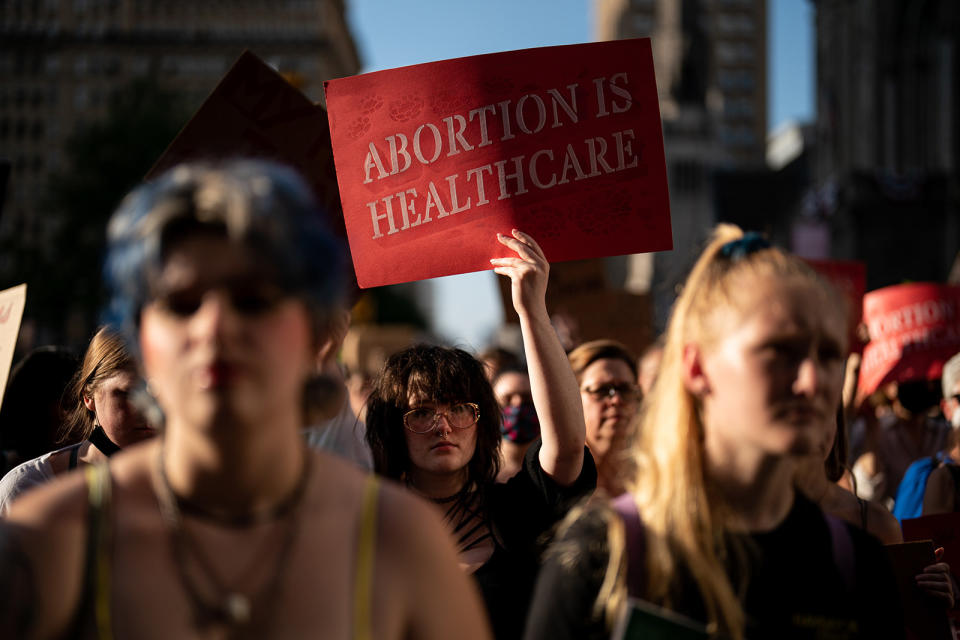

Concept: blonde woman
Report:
left=524, top=226, right=903, bottom=640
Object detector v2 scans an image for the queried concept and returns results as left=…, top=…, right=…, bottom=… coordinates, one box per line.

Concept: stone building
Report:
left=0, top=0, right=360, bottom=345
left=594, top=0, right=768, bottom=327
left=811, top=0, right=959, bottom=289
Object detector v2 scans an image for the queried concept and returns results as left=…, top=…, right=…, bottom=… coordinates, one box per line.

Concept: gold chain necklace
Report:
left=153, top=445, right=311, bottom=633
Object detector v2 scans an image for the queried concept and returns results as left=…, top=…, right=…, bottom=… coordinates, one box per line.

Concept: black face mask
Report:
left=897, top=379, right=942, bottom=415
left=501, top=403, right=540, bottom=444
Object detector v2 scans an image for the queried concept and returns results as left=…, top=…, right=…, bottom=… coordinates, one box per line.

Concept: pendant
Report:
left=224, top=592, right=251, bottom=624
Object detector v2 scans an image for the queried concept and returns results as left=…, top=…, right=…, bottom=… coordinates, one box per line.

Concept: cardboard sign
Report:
left=858, top=283, right=960, bottom=395
left=324, top=39, right=672, bottom=288
left=805, top=259, right=867, bottom=354
left=146, top=51, right=351, bottom=281
left=0, top=283, right=27, bottom=410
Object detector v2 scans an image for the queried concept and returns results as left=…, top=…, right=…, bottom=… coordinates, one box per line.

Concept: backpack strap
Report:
left=613, top=495, right=858, bottom=597
left=824, top=513, right=855, bottom=593
left=611, top=493, right=645, bottom=598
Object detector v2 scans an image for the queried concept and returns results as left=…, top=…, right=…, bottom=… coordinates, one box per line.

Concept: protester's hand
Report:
left=490, top=229, right=548, bottom=318
left=915, top=547, right=955, bottom=608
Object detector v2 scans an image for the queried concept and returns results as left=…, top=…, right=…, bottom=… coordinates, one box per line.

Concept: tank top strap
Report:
left=353, top=474, right=379, bottom=640
left=82, top=463, right=114, bottom=640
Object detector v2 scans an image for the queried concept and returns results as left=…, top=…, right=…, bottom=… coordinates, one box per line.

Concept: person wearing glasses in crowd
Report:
left=568, top=340, right=640, bottom=497
left=364, top=230, right=596, bottom=640
left=0, top=161, right=490, bottom=640
left=524, top=226, right=902, bottom=640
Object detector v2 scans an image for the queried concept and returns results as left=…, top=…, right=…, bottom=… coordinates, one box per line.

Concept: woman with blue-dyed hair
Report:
left=1, top=160, right=491, bottom=640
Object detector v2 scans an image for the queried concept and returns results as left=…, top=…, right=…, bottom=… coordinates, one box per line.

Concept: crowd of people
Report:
left=0, top=159, right=957, bottom=639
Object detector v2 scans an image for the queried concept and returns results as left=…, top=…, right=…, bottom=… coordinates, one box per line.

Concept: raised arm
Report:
left=490, top=230, right=586, bottom=485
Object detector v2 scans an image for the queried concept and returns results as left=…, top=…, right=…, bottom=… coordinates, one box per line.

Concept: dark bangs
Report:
left=406, top=358, right=486, bottom=408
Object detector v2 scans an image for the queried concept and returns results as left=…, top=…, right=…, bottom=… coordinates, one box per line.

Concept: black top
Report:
left=523, top=493, right=904, bottom=640
left=475, top=439, right=597, bottom=640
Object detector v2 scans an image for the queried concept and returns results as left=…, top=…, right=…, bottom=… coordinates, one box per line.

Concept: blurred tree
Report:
left=2, top=77, right=188, bottom=348
left=352, top=285, right=429, bottom=330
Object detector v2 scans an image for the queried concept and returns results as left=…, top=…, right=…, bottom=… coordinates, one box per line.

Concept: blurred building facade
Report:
left=811, top=0, right=959, bottom=289
left=595, top=0, right=769, bottom=328
left=0, top=0, right=360, bottom=346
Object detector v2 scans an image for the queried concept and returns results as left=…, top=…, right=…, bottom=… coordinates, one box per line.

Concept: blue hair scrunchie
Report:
left=719, top=232, right=771, bottom=260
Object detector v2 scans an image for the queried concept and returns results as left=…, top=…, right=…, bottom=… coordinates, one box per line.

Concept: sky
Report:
left=346, top=0, right=814, bottom=350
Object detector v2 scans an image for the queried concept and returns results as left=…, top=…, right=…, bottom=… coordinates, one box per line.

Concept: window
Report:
left=717, top=69, right=755, bottom=91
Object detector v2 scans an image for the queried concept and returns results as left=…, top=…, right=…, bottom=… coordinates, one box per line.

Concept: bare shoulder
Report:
left=5, top=464, right=89, bottom=528
left=923, top=465, right=956, bottom=515
left=926, top=465, right=953, bottom=491
left=866, top=501, right=903, bottom=544
left=372, top=481, right=493, bottom=640
left=376, top=480, right=443, bottom=536
left=305, top=449, right=378, bottom=509
left=2, top=468, right=90, bottom=639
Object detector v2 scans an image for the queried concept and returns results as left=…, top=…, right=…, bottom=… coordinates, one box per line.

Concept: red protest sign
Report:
left=324, top=39, right=672, bottom=288
left=805, top=259, right=867, bottom=354
left=858, top=283, right=960, bottom=395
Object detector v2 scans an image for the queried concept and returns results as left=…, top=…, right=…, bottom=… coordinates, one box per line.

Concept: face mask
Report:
left=897, top=380, right=941, bottom=415
left=501, top=403, right=540, bottom=444
left=951, top=408, right=960, bottom=429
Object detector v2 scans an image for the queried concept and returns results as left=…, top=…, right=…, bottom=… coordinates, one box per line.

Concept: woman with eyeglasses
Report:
left=568, top=340, right=639, bottom=497
left=1, top=161, right=491, bottom=640
left=524, top=226, right=902, bottom=640
left=365, top=230, right=596, bottom=640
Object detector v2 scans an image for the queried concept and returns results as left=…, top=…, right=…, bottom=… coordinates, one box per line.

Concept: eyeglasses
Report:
left=403, top=403, right=480, bottom=434
left=581, top=383, right=640, bottom=402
